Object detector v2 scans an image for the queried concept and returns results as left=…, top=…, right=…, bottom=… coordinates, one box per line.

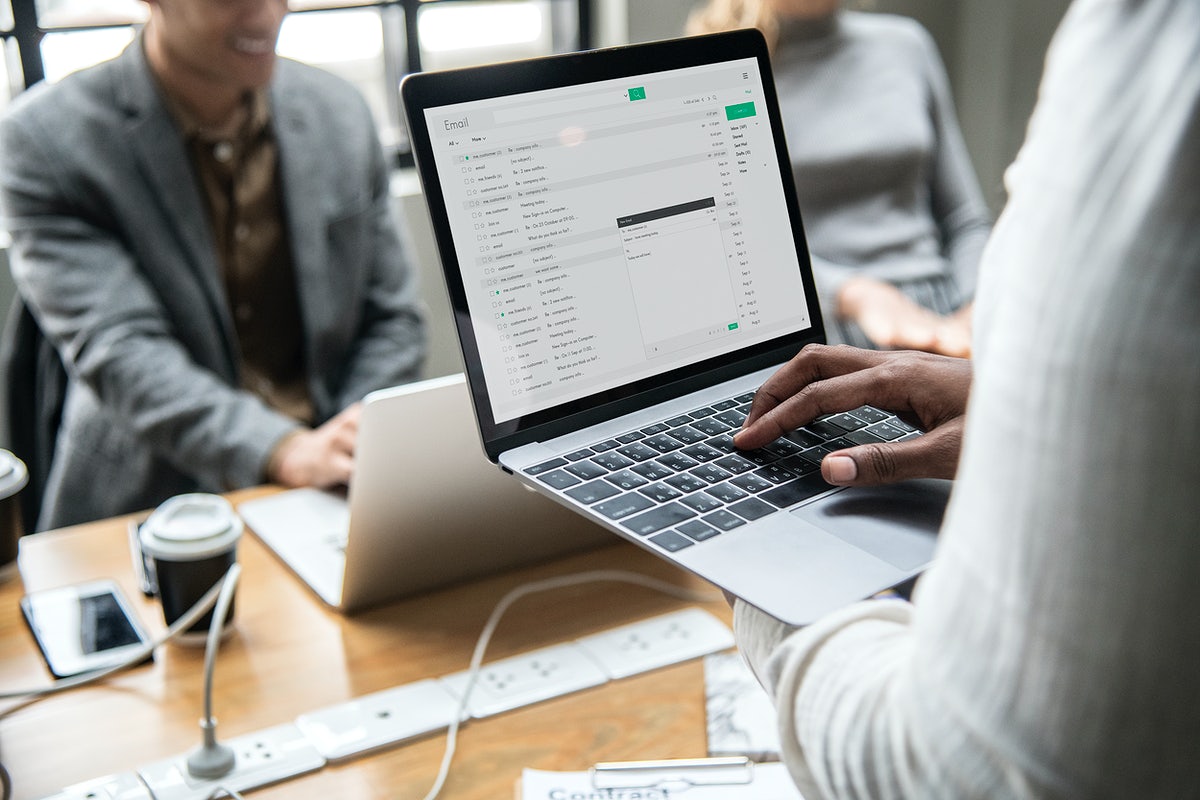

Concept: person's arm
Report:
left=734, top=344, right=970, bottom=485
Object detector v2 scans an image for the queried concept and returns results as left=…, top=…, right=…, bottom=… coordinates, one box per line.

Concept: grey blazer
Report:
left=0, top=41, right=425, bottom=530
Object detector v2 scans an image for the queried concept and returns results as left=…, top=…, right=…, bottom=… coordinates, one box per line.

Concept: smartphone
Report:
left=20, top=579, right=153, bottom=679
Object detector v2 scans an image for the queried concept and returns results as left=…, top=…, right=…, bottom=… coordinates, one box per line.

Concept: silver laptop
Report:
left=400, top=30, right=949, bottom=626
left=238, top=373, right=610, bottom=613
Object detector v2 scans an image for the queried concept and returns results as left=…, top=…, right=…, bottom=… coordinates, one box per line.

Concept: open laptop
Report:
left=400, top=29, right=949, bottom=626
left=238, top=373, right=610, bottom=613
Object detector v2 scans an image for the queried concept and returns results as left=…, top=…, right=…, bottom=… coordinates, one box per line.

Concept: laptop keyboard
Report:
left=524, top=395, right=919, bottom=554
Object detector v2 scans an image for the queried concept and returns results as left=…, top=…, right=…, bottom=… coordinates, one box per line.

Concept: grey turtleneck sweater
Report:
left=772, top=12, right=991, bottom=343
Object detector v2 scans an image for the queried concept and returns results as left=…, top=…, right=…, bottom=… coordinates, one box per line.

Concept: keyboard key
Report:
left=538, top=470, right=581, bottom=489
left=690, top=464, right=733, bottom=484
left=593, top=452, right=635, bottom=471
left=564, top=480, right=621, bottom=505
left=714, top=410, right=747, bottom=427
left=650, top=530, right=694, bottom=552
left=867, top=421, right=908, bottom=441
left=688, top=406, right=718, bottom=419
left=681, top=493, right=724, bottom=513
left=784, top=428, right=824, bottom=448
left=848, top=406, right=888, bottom=424
left=760, top=472, right=835, bottom=509
left=665, top=414, right=694, bottom=427
left=677, top=520, right=721, bottom=542
left=668, top=425, right=707, bottom=445
left=754, top=464, right=796, bottom=485
left=665, top=473, right=708, bottom=493
left=706, top=483, right=749, bottom=503
left=658, top=452, right=700, bottom=471
left=889, top=417, right=917, bottom=433
left=690, top=417, right=731, bottom=436
left=594, top=493, right=655, bottom=520
left=616, top=431, right=645, bottom=444
left=712, top=398, right=739, bottom=412
left=681, top=443, right=723, bottom=462
left=632, top=461, right=674, bottom=481
left=703, top=509, right=746, bottom=531
left=527, top=458, right=567, bottom=475
left=729, top=497, right=775, bottom=521
left=642, top=433, right=685, bottom=453
left=738, top=448, right=780, bottom=466
left=640, top=422, right=671, bottom=436
left=564, top=448, right=595, bottom=461
left=592, top=439, right=621, bottom=452
left=779, top=454, right=820, bottom=475
left=730, top=473, right=772, bottom=493
left=565, top=461, right=607, bottom=480
left=705, top=434, right=737, bottom=454
left=804, top=419, right=845, bottom=440
left=620, top=503, right=697, bottom=536
left=843, top=428, right=885, bottom=447
left=639, top=483, right=684, bottom=503
left=617, top=442, right=658, bottom=462
left=826, top=413, right=868, bottom=432
left=605, top=470, right=649, bottom=490
left=762, top=439, right=804, bottom=457
left=714, top=454, right=756, bottom=474
left=734, top=392, right=755, bottom=404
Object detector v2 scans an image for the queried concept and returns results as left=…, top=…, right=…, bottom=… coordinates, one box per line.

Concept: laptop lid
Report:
left=400, top=29, right=824, bottom=462
left=241, top=374, right=611, bottom=613
left=402, top=32, right=946, bottom=626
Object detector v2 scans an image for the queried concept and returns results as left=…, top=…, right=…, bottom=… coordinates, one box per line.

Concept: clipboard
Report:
left=517, top=757, right=805, bottom=799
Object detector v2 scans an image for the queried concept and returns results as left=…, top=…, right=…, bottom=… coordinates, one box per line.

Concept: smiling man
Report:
left=0, top=0, right=425, bottom=530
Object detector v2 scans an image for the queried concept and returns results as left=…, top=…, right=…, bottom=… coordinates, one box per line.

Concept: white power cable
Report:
left=418, top=569, right=720, bottom=800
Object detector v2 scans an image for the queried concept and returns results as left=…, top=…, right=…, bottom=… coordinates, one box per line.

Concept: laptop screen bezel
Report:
left=401, top=29, right=825, bottom=462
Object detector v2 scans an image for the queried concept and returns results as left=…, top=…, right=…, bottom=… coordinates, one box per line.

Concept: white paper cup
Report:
left=139, top=493, right=242, bottom=645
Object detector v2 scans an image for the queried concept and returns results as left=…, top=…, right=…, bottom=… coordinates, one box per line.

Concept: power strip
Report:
left=37, top=608, right=733, bottom=798
left=136, top=724, right=325, bottom=800
left=297, top=608, right=732, bottom=762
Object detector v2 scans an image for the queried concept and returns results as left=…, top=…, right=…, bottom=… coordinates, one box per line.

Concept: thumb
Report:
left=821, top=424, right=961, bottom=486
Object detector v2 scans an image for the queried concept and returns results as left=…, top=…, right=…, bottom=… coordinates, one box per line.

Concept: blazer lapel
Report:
left=112, top=39, right=236, bottom=359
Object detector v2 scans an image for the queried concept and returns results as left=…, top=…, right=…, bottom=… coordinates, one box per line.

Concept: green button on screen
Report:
left=725, top=102, right=757, bottom=120
left=628, top=87, right=646, bottom=101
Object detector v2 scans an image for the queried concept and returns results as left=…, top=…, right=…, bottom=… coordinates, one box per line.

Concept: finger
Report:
left=743, top=344, right=883, bottom=428
left=821, top=424, right=962, bottom=486
left=735, top=356, right=898, bottom=450
left=320, top=451, right=356, bottom=488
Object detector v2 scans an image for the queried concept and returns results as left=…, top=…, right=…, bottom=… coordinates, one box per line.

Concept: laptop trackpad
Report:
left=791, top=479, right=950, bottom=571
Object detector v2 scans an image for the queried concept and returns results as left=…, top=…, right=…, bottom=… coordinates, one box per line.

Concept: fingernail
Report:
left=825, top=455, right=858, bottom=483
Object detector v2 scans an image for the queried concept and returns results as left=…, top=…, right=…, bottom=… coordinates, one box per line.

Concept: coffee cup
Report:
left=0, top=450, right=29, bottom=582
left=139, top=493, right=242, bottom=645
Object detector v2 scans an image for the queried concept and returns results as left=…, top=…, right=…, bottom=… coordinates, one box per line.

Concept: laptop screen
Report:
left=404, top=31, right=823, bottom=455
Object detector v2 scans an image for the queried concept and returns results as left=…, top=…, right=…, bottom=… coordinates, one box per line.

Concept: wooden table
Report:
left=0, top=487, right=733, bottom=800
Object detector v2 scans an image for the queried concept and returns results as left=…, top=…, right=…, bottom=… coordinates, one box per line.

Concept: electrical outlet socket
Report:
left=38, top=772, right=151, bottom=800
left=574, top=608, right=734, bottom=680
left=295, top=678, right=464, bottom=762
left=438, top=642, right=609, bottom=719
left=136, top=723, right=325, bottom=800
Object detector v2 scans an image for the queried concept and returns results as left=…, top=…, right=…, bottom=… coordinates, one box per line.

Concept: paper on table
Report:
left=704, top=651, right=781, bottom=761
left=518, top=761, right=803, bottom=799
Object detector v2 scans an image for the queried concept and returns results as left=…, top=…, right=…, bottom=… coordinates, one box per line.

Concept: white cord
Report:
left=0, top=564, right=241, bottom=701
left=418, top=569, right=720, bottom=800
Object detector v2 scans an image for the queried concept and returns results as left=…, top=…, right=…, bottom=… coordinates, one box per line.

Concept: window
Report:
left=4, top=0, right=592, bottom=164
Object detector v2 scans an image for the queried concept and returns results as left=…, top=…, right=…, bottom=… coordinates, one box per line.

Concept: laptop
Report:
left=400, top=29, right=949, bottom=626
left=238, top=373, right=610, bottom=613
